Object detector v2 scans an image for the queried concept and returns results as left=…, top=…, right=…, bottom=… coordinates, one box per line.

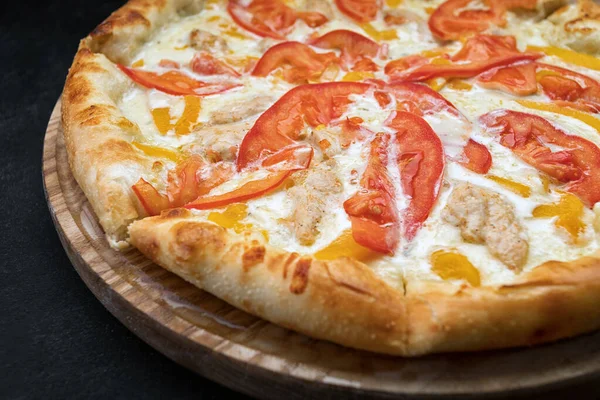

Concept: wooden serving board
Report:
left=43, top=98, right=600, bottom=398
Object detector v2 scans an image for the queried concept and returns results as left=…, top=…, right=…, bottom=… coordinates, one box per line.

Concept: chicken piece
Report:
left=309, top=126, right=342, bottom=160
left=190, top=29, right=228, bottom=52
left=183, top=120, right=251, bottom=162
left=209, top=96, right=274, bottom=125
left=288, top=162, right=343, bottom=245
left=547, top=0, right=600, bottom=55
left=295, top=0, right=334, bottom=19
left=443, top=183, right=529, bottom=270
left=535, top=0, right=568, bottom=17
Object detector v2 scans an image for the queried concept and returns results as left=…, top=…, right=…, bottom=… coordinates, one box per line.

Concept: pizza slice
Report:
left=63, top=0, right=600, bottom=355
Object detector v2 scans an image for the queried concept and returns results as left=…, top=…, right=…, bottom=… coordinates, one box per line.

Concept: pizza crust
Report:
left=62, top=0, right=205, bottom=245
left=129, top=209, right=600, bottom=356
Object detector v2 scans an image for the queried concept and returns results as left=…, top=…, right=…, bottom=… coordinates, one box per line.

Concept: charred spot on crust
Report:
left=283, top=252, right=300, bottom=279
left=242, top=246, right=266, bottom=270
left=159, top=208, right=191, bottom=220
left=76, top=104, right=116, bottom=126
left=172, top=222, right=226, bottom=261
left=91, top=10, right=151, bottom=37
left=289, top=258, right=312, bottom=295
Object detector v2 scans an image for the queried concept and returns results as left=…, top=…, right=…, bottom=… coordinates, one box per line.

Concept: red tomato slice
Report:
left=344, top=133, right=400, bottom=254
left=251, top=41, right=338, bottom=83
left=460, top=139, right=492, bottom=174
left=480, top=110, right=600, bottom=206
left=237, top=82, right=371, bottom=169
left=158, top=59, right=180, bottom=69
left=185, top=171, right=292, bottom=210
left=477, top=62, right=538, bottom=95
left=385, top=81, right=463, bottom=117
left=384, top=55, right=429, bottom=76
left=186, top=145, right=313, bottom=210
left=190, top=52, right=241, bottom=77
left=536, top=63, right=600, bottom=112
left=387, top=112, right=445, bottom=240
left=333, top=116, right=374, bottom=148
left=386, top=35, right=542, bottom=82
left=335, top=0, right=380, bottom=23
left=309, top=30, right=380, bottom=70
left=118, top=65, right=240, bottom=96
left=227, top=0, right=327, bottom=39
left=132, top=178, right=170, bottom=216
left=428, top=0, right=536, bottom=40
left=132, top=156, right=235, bottom=215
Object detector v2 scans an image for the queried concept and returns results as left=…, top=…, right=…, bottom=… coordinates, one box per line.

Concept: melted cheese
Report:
left=113, top=0, right=600, bottom=290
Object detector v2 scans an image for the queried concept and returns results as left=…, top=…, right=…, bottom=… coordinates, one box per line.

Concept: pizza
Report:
left=62, top=0, right=600, bottom=356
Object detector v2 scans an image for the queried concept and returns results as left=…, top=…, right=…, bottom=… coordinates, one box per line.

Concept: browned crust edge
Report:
left=128, top=210, right=600, bottom=356
left=61, top=0, right=204, bottom=245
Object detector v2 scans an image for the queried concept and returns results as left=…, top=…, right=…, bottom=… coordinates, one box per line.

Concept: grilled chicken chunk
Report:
left=443, top=183, right=529, bottom=270
left=190, top=29, right=228, bottom=52
left=288, top=162, right=343, bottom=245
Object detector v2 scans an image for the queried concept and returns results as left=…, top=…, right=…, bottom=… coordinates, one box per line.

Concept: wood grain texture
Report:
left=43, top=98, right=600, bottom=399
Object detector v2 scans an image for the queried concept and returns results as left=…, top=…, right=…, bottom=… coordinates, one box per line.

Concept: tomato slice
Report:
left=309, top=30, right=380, bottom=70
left=186, top=145, right=313, bottom=210
left=428, top=0, right=536, bottom=40
left=335, top=0, right=380, bottom=23
left=386, top=35, right=542, bottom=82
left=477, top=62, right=537, bottom=95
left=237, top=82, right=371, bottom=169
left=460, top=139, right=492, bottom=174
left=333, top=116, right=374, bottom=148
left=227, top=0, right=327, bottom=39
left=385, top=81, right=462, bottom=117
left=132, top=178, right=170, bottom=216
left=387, top=111, right=445, bottom=240
left=480, top=110, right=600, bottom=206
left=536, top=63, right=600, bottom=112
left=185, top=171, right=292, bottom=210
left=118, top=65, right=240, bottom=96
left=251, top=41, right=338, bottom=83
left=344, top=133, right=400, bottom=255
left=190, top=52, right=241, bottom=77
left=132, top=155, right=235, bottom=215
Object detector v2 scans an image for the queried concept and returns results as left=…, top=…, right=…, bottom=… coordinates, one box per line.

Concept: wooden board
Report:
left=43, top=98, right=600, bottom=399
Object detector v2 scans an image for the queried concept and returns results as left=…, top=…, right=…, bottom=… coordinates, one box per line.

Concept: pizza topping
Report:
left=477, top=62, right=538, bottom=96
left=251, top=41, right=338, bottom=83
left=118, top=65, right=240, bottom=96
left=443, top=183, right=529, bottom=270
left=288, top=162, right=343, bottom=245
left=527, top=45, right=600, bottom=71
left=386, top=35, right=542, bottom=82
left=385, top=81, right=463, bottom=117
left=189, top=29, right=228, bottom=52
left=237, top=82, right=370, bottom=169
left=190, top=52, right=241, bottom=77
left=207, top=203, right=253, bottom=233
left=360, top=22, right=398, bottom=41
left=430, top=249, right=481, bottom=287
left=533, top=192, right=586, bottom=240
left=388, top=111, right=445, bottom=241
left=227, top=0, right=328, bottom=39
left=516, top=100, right=600, bottom=132
left=536, top=63, right=600, bottom=112
left=308, top=30, right=381, bottom=71
left=428, top=0, right=537, bottom=40
left=479, top=110, right=600, bottom=207
left=487, top=175, right=532, bottom=197
left=335, top=0, right=380, bottom=23
left=344, top=133, right=400, bottom=254
left=151, top=96, right=201, bottom=135
left=313, top=229, right=376, bottom=262
left=208, top=95, right=274, bottom=125
left=131, top=142, right=181, bottom=163
left=460, top=139, right=492, bottom=174
left=132, top=156, right=235, bottom=215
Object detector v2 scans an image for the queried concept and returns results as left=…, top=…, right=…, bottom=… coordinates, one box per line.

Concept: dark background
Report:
left=1, top=0, right=599, bottom=399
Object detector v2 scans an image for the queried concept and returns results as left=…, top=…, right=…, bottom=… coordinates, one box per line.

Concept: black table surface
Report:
left=1, top=0, right=600, bottom=398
